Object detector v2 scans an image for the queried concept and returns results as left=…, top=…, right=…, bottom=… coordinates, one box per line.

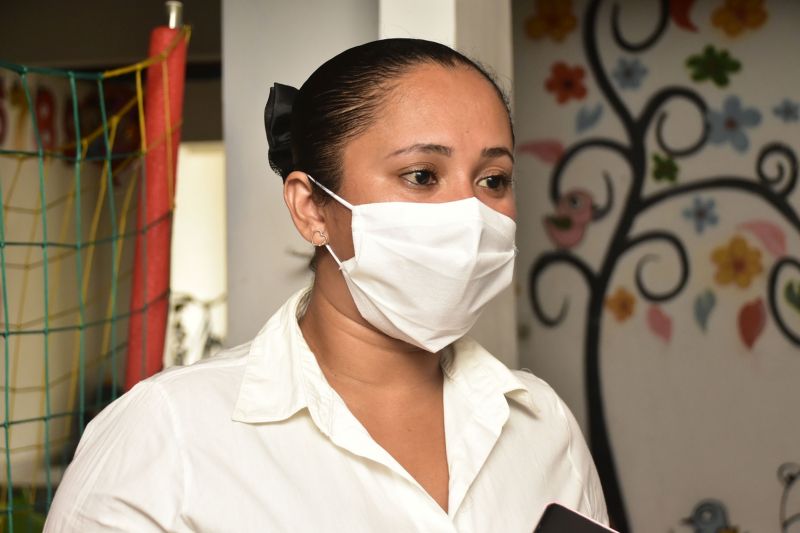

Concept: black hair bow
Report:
left=265, top=83, right=298, bottom=180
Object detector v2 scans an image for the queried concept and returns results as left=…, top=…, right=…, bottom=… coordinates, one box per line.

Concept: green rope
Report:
left=0, top=61, right=101, bottom=81
left=0, top=210, right=173, bottom=251
left=20, top=70, right=54, bottom=508
left=0, top=144, right=16, bottom=533
left=0, top=29, right=188, bottom=527
left=96, top=79, right=120, bottom=401
left=0, top=289, right=169, bottom=337
left=70, top=72, right=87, bottom=440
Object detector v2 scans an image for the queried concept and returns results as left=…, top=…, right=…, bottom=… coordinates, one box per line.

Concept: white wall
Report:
left=222, top=0, right=379, bottom=346
left=512, top=1, right=800, bottom=531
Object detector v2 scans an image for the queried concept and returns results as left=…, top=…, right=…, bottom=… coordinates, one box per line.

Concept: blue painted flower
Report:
left=707, top=95, right=761, bottom=153
left=773, top=99, right=799, bottom=123
left=682, top=196, right=719, bottom=234
left=612, top=57, right=648, bottom=90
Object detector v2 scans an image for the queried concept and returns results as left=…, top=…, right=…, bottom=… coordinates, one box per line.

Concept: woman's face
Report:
left=324, top=63, right=515, bottom=259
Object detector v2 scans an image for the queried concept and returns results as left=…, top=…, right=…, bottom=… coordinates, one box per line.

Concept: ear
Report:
left=284, top=171, right=326, bottom=244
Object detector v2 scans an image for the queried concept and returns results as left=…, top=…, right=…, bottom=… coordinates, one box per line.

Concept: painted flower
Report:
left=707, top=95, right=761, bottom=153
left=686, top=45, right=741, bottom=88
left=773, top=99, right=799, bottom=123
left=712, top=0, right=768, bottom=37
left=525, top=0, right=577, bottom=42
left=545, top=62, right=587, bottom=104
left=606, top=287, right=636, bottom=322
left=652, top=153, right=678, bottom=183
left=683, top=196, right=719, bottom=234
left=711, top=235, right=763, bottom=288
left=612, top=57, right=648, bottom=90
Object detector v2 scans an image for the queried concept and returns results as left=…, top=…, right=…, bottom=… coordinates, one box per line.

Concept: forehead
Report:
left=365, top=63, right=512, bottom=150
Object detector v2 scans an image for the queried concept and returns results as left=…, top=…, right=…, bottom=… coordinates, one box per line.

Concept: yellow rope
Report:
left=0, top=22, right=192, bottom=493
left=102, top=27, right=191, bottom=79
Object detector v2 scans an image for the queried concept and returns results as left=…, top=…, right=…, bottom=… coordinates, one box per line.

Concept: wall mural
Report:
left=519, top=0, right=799, bottom=531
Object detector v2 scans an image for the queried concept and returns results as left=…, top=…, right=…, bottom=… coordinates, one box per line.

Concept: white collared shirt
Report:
left=45, top=289, right=608, bottom=532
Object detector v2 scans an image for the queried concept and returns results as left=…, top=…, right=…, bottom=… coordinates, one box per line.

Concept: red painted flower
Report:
left=545, top=62, right=587, bottom=104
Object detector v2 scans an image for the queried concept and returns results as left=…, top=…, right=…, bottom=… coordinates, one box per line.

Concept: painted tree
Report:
left=526, top=1, right=800, bottom=531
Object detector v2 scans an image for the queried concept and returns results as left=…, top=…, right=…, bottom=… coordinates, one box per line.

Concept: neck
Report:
left=299, top=258, right=443, bottom=393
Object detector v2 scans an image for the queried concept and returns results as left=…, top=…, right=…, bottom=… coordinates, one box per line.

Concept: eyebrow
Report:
left=482, top=146, right=515, bottom=163
left=387, top=143, right=515, bottom=162
left=388, top=143, right=452, bottom=158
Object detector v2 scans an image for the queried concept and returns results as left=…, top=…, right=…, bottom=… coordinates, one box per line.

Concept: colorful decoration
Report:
left=647, top=305, right=672, bottom=343
left=785, top=281, right=800, bottom=315
left=683, top=196, right=719, bottom=234
left=526, top=2, right=800, bottom=530
left=576, top=103, right=603, bottom=133
left=669, top=0, right=699, bottom=32
left=707, top=96, right=761, bottom=153
left=34, top=87, right=56, bottom=151
left=653, top=153, right=679, bottom=183
left=605, top=287, right=636, bottom=322
left=517, top=139, right=565, bottom=164
left=738, top=297, right=766, bottom=349
left=611, top=57, right=648, bottom=90
left=543, top=189, right=597, bottom=249
left=711, top=236, right=763, bottom=289
left=686, top=45, right=741, bottom=88
left=773, top=99, right=799, bottom=123
left=63, top=85, right=140, bottom=167
left=10, top=80, right=29, bottom=148
left=737, top=220, right=787, bottom=258
left=525, top=0, right=578, bottom=42
left=693, top=289, right=717, bottom=331
left=711, top=0, right=768, bottom=38
left=683, top=499, right=739, bottom=533
left=545, top=62, right=587, bottom=104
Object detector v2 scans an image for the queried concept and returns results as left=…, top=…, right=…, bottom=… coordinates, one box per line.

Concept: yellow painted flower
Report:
left=605, top=287, right=636, bottom=322
left=526, top=0, right=577, bottom=42
left=711, top=235, right=763, bottom=288
left=712, top=0, right=768, bottom=37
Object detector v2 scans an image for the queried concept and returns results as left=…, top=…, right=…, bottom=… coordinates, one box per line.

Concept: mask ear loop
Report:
left=305, top=174, right=350, bottom=269
left=305, top=174, right=354, bottom=210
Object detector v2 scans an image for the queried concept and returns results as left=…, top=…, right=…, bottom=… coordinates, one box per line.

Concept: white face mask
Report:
left=307, top=175, right=517, bottom=353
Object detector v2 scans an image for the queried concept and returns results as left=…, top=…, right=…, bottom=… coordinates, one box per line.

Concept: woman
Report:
left=46, top=38, right=608, bottom=532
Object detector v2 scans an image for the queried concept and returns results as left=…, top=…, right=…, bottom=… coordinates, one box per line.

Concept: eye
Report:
left=568, top=193, right=583, bottom=209
left=401, top=169, right=438, bottom=186
left=477, top=174, right=513, bottom=191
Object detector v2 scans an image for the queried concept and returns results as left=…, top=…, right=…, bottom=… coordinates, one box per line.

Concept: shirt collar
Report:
left=231, top=287, right=329, bottom=425
left=443, top=337, right=540, bottom=417
left=231, top=288, right=540, bottom=425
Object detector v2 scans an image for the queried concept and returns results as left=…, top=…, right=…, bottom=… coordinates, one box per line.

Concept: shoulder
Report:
left=510, top=369, right=562, bottom=409
left=147, top=342, right=251, bottom=403
left=94, top=342, right=256, bottom=446
left=509, top=368, right=587, bottom=456
left=509, top=369, right=609, bottom=525
left=45, top=343, right=254, bottom=531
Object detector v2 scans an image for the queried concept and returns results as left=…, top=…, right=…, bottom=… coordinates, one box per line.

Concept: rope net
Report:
left=0, top=26, right=191, bottom=530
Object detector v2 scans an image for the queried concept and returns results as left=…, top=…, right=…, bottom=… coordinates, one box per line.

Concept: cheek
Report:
left=326, top=204, right=356, bottom=259
left=501, top=199, right=517, bottom=222
left=480, top=193, right=517, bottom=222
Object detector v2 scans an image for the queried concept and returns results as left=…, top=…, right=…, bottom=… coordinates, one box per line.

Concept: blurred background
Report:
left=1, top=0, right=798, bottom=532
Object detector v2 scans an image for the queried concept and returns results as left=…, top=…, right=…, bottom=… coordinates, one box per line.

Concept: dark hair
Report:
left=265, top=38, right=513, bottom=199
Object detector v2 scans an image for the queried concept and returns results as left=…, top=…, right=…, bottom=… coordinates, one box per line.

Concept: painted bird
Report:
left=543, top=188, right=596, bottom=249
left=682, top=499, right=738, bottom=533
